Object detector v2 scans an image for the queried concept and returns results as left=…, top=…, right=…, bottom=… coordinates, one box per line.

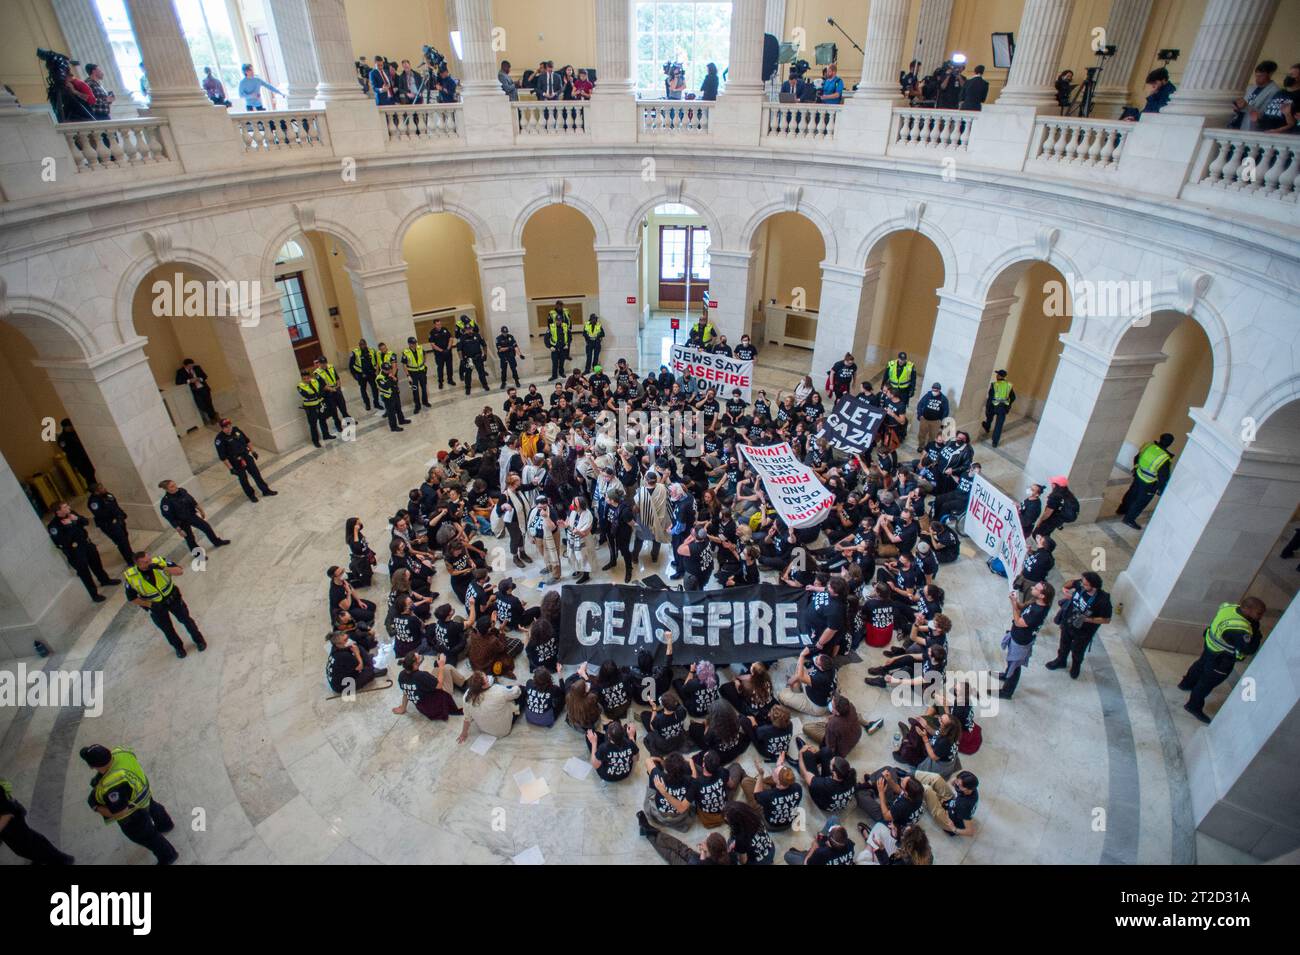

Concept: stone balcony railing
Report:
left=2, top=95, right=1295, bottom=229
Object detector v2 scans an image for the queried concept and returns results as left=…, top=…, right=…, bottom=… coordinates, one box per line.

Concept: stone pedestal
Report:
left=354, top=265, right=419, bottom=364
left=592, top=0, right=637, bottom=145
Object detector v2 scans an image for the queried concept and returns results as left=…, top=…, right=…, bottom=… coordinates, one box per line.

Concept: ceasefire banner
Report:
left=816, top=394, right=888, bottom=455
left=559, top=582, right=813, bottom=665
left=965, top=474, right=1028, bottom=591
left=670, top=344, right=754, bottom=399
left=739, top=442, right=835, bottom=528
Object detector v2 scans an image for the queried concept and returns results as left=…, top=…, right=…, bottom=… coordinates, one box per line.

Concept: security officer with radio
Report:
left=87, top=483, right=135, bottom=566
left=496, top=324, right=523, bottom=389
left=981, top=369, right=1016, bottom=448
left=47, top=500, right=119, bottom=602
left=377, top=361, right=411, bottom=432
left=80, top=743, right=178, bottom=864
left=377, top=341, right=403, bottom=417
left=454, top=313, right=480, bottom=342
left=158, top=479, right=230, bottom=551
left=459, top=328, right=491, bottom=394
left=125, top=551, right=207, bottom=658
left=1118, top=433, right=1174, bottom=529
left=429, top=318, right=456, bottom=388
left=401, top=336, right=431, bottom=412
left=1178, top=597, right=1265, bottom=723
left=349, top=339, right=380, bottom=410
left=545, top=301, right=572, bottom=381
left=582, top=313, right=605, bottom=372
left=298, top=368, right=336, bottom=448
left=214, top=417, right=277, bottom=503
left=883, top=351, right=916, bottom=404
left=313, top=355, right=349, bottom=426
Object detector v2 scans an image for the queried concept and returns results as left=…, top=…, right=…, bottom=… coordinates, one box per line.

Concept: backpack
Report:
left=1058, top=492, right=1079, bottom=523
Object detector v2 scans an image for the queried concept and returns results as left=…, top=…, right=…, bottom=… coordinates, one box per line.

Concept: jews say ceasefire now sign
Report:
left=670, top=344, right=754, bottom=399
left=964, top=474, right=1028, bottom=591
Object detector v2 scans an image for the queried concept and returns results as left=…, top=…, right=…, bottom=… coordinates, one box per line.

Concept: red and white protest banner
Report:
left=965, top=474, right=1028, bottom=590
left=739, top=442, right=834, bottom=529
left=670, top=344, right=754, bottom=399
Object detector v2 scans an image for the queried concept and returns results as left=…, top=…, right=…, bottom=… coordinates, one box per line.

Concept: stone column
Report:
left=593, top=245, right=642, bottom=373
left=1164, top=0, right=1281, bottom=125
left=354, top=265, right=419, bottom=362
left=1089, top=0, right=1155, bottom=118
left=763, top=0, right=786, bottom=97
left=451, top=0, right=513, bottom=147
left=592, top=0, right=637, bottom=143
left=266, top=0, right=320, bottom=110
left=704, top=249, right=755, bottom=344
left=1115, top=410, right=1300, bottom=653
left=913, top=0, right=954, bottom=76
left=301, top=0, right=367, bottom=102
left=854, top=0, right=910, bottom=102
left=1021, top=338, right=1166, bottom=523
left=856, top=265, right=887, bottom=367
left=1186, top=596, right=1300, bottom=859
left=810, top=264, right=868, bottom=382
left=920, top=292, right=1018, bottom=433
left=714, top=0, right=764, bottom=146
left=35, top=340, right=196, bottom=530
left=476, top=248, right=535, bottom=377
left=995, top=0, right=1077, bottom=110
left=52, top=0, right=137, bottom=116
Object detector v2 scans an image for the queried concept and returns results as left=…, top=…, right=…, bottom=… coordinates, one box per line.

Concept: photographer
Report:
left=936, top=61, right=964, bottom=109
left=1055, top=70, right=1075, bottom=110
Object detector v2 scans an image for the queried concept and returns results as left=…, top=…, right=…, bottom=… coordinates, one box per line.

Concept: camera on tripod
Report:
left=422, top=44, right=446, bottom=71
left=662, top=60, right=683, bottom=78
left=788, top=58, right=810, bottom=79
left=37, top=47, right=93, bottom=122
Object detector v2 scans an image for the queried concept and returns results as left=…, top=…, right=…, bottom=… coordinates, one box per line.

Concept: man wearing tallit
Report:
left=633, top=467, right=671, bottom=564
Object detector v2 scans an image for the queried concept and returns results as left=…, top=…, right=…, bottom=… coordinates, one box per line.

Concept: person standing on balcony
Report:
left=84, top=64, right=114, bottom=120
left=1233, top=61, right=1279, bottom=131
left=202, top=66, right=230, bottom=107
left=701, top=63, right=719, bottom=101
left=436, top=64, right=458, bottom=103
left=237, top=64, right=281, bottom=111
left=369, top=56, right=396, bottom=105
left=936, top=62, right=964, bottom=109
left=573, top=69, right=594, bottom=100
left=820, top=64, right=844, bottom=105
left=959, top=65, right=988, bottom=111
left=499, top=61, right=518, bottom=101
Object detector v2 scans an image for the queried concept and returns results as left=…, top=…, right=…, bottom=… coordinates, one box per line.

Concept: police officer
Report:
left=459, top=329, right=490, bottom=395
left=453, top=312, right=480, bottom=342
left=87, top=483, right=135, bottom=566
left=313, top=355, right=349, bottom=427
left=125, top=550, right=207, bottom=658
left=915, top=382, right=949, bottom=452
left=581, top=313, right=605, bottom=372
left=545, top=301, right=572, bottom=381
left=883, top=351, right=916, bottom=404
left=0, top=777, right=74, bottom=864
left=348, top=338, right=381, bottom=411
left=981, top=369, right=1016, bottom=448
left=496, top=324, right=523, bottom=389
left=376, top=361, right=411, bottom=432
left=1178, top=597, right=1265, bottom=723
left=687, top=314, right=715, bottom=349
left=214, top=417, right=277, bottom=503
left=56, top=418, right=96, bottom=487
left=298, top=368, right=336, bottom=448
left=428, top=318, right=456, bottom=388
left=158, top=479, right=229, bottom=551
left=401, top=336, right=431, bottom=412
left=80, top=743, right=178, bottom=864
left=376, top=341, right=403, bottom=417
left=1118, top=433, right=1174, bottom=530
left=47, top=501, right=119, bottom=602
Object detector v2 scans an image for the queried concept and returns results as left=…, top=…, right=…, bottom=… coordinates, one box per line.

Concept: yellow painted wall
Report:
left=992, top=263, right=1071, bottom=413
left=303, top=230, right=363, bottom=357
left=1125, top=316, right=1212, bottom=454
left=946, top=0, right=1024, bottom=100
left=400, top=213, right=485, bottom=318
left=343, top=0, right=450, bottom=65
left=756, top=211, right=824, bottom=311
left=0, top=0, right=68, bottom=106
left=0, top=319, right=69, bottom=481
left=521, top=203, right=598, bottom=300
left=488, top=0, right=597, bottom=75
left=866, top=231, right=943, bottom=367
left=131, top=264, right=236, bottom=393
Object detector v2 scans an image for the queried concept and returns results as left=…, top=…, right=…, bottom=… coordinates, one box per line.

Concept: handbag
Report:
left=958, top=723, right=983, bottom=755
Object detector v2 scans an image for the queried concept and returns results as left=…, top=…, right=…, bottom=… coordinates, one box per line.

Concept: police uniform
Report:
left=124, top=556, right=206, bottom=657
left=83, top=746, right=177, bottom=864
left=883, top=354, right=916, bottom=403
left=400, top=339, right=431, bottom=411
left=159, top=486, right=227, bottom=551
left=47, top=510, right=117, bottom=599
left=314, top=361, right=349, bottom=426
left=496, top=329, right=522, bottom=388
left=0, top=778, right=74, bottom=864
left=981, top=374, right=1015, bottom=447
left=428, top=324, right=456, bottom=387
left=87, top=489, right=135, bottom=566
left=581, top=316, right=605, bottom=372
left=545, top=309, right=572, bottom=381
left=349, top=344, right=380, bottom=409
left=376, top=365, right=410, bottom=432
left=297, top=375, right=335, bottom=447
left=687, top=319, right=715, bottom=348
left=1119, top=439, right=1173, bottom=528
left=377, top=346, right=403, bottom=416
left=1178, top=603, right=1261, bottom=721
left=459, top=332, right=490, bottom=394
left=214, top=424, right=274, bottom=502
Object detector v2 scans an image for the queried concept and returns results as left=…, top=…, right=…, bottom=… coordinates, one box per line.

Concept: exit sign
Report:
left=708, top=299, right=718, bottom=308
left=670, top=318, right=680, bottom=330
left=626, top=296, right=636, bottom=304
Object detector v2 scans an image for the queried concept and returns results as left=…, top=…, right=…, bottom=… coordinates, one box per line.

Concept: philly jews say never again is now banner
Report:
left=670, top=344, right=754, bottom=400
left=739, top=441, right=835, bottom=529
left=964, top=473, right=1029, bottom=591
left=559, top=582, right=814, bottom=665
left=816, top=393, right=888, bottom=455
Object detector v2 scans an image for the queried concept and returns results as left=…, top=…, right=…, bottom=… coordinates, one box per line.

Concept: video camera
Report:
left=788, top=58, right=810, bottom=79
left=37, top=47, right=91, bottom=122
left=422, top=44, right=447, bottom=71
left=662, top=60, right=683, bottom=77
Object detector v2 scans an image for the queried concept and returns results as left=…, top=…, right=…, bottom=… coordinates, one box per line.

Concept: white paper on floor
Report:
left=512, top=845, right=545, bottom=865
left=563, top=757, right=593, bottom=780
left=519, top=777, right=551, bottom=804
left=513, top=767, right=535, bottom=787
left=469, top=734, right=495, bottom=755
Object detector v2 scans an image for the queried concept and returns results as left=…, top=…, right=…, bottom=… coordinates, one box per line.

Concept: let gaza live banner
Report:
left=670, top=344, right=754, bottom=399
left=965, top=474, right=1028, bottom=591
left=559, top=582, right=813, bottom=665
left=739, top=441, right=835, bottom=528
left=816, top=394, right=887, bottom=455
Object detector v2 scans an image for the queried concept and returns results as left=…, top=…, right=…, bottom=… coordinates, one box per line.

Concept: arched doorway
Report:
left=634, top=202, right=711, bottom=367
left=856, top=229, right=947, bottom=390
left=748, top=211, right=824, bottom=362
left=521, top=204, right=599, bottom=379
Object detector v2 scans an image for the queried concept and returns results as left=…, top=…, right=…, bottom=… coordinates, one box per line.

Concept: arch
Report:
left=1243, top=375, right=1300, bottom=441
left=258, top=215, right=372, bottom=289
left=967, top=241, right=1086, bottom=307
left=114, top=244, right=242, bottom=355
left=740, top=199, right=839, bottom=263
left=510, top=190, right=611, bottom=249
left=392, top=198, right=496, bottom=263
left=0, top=294, right=96, bottom=360
left=855, top=219, right=959, bottom=294
left=622, top=192, right=725, bottom=248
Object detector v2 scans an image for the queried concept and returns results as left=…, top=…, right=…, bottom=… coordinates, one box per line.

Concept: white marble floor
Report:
left=0, top=354, right=1274, bottom=865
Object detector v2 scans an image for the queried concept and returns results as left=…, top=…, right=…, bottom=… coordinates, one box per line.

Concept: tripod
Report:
left=1066, top=49, right=1112, bottom=118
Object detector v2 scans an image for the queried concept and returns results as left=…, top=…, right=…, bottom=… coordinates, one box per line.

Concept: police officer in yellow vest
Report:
left=1178, top=597, right=1265, bottom=723
left=401, top=336, right=431, bottom=412
left=1119, top=433, right=1174, bottom=530
left=80, top=743, right=178, bottom=864
left=313, top=356, right=347, bottom=430
left=581, top=313, right=605, bottom=373
left=545, top=301, right=572, bottom=382
left=454, top=313, right=480, bottom=342
left=981, top=369, right=1016, bottom=448
left=376, top=341, right=404, bottom=418
left=125, top=551, right=207, bottom=658
left=298, top=368, right=335, bottom=448
left=687, top=314, right=715, bottom=349
left=883, top=351, right=916, bottom=403
left=349, top=339, right=381, bottom=410
left=377, top=361, right=411, bottom=433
